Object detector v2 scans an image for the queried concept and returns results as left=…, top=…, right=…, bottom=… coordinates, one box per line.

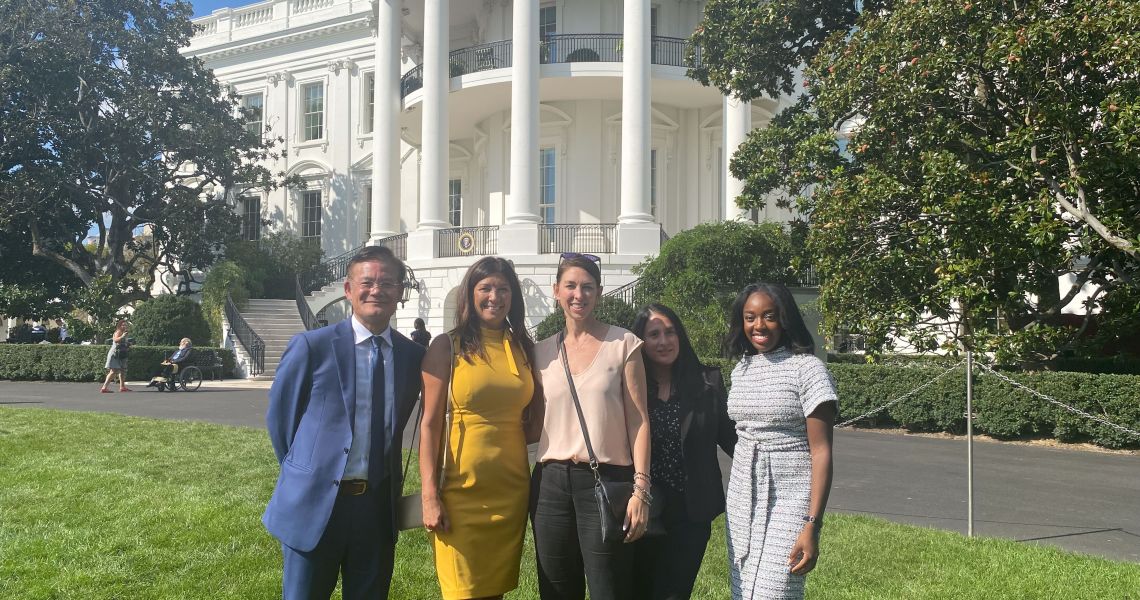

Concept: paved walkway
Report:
left=2, top=380, right=1137, bottom=562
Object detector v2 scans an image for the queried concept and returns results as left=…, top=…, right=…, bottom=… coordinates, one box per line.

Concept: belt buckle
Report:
left=351, top=480, right=367, bottom=496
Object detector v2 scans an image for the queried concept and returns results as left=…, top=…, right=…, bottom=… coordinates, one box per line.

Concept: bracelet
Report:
left=634, top=471, right=652, bottom=484
left=802, top=515, right=823, bottom=531
left=632, top=488, right=653, bottom=506
left=632, top=484, right=654, bottom=503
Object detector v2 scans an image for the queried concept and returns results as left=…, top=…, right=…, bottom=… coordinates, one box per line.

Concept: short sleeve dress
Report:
left=725, top=347, right=837, bottom=600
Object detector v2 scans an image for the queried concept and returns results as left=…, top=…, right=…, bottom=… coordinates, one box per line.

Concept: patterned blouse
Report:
left=647, top=388, right=685, bottom=492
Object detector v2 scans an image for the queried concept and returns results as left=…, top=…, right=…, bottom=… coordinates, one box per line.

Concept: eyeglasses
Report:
left=354, top=279, right=404, bottom=291
left=559, top=252, right=601, bottom=263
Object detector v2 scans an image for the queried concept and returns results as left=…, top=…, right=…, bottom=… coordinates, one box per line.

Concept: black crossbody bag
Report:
left=558, top=332, right=664, bottom=544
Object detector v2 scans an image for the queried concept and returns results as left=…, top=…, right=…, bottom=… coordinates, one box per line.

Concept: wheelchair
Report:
left=151, top=364, right=203, bottom=392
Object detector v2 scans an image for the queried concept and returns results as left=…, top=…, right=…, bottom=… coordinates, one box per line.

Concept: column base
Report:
left=407, top=229, right=436, bottom=262
left=616, top=222, right=661, bottom=256
left=498, top=223, right=540, bottom=257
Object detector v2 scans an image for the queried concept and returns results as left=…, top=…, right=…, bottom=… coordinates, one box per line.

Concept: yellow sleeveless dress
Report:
left=432, top=327, right=534, bottom=599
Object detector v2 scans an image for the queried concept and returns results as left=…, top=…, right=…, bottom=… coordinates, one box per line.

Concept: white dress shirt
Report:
left=342, top=316, right=395, bottom=481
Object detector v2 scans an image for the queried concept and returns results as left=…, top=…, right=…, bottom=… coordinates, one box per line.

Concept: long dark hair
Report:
left=722, top=283, right=814, bottom=358
left=452, top=257, right=535, bottom=367
left=632, top=303, right=705, bottom=400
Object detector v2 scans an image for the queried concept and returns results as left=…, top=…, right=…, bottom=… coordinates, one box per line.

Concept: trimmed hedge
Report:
left=702, top=357, right=1140, bottom=449
left=0, top=344, right=235, bottom=382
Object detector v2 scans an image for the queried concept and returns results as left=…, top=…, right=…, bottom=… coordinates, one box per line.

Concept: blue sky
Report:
left=190, top=0, right=241, bottom=18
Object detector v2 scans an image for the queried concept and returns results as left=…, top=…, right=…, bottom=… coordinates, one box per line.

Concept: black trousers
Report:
left=531, top=461, right=635, bottom=600
left=631, top=486, right=712, bottom=600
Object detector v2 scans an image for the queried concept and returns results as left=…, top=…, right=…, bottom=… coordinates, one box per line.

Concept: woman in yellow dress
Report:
left=419, top=256, right=541, bottom=599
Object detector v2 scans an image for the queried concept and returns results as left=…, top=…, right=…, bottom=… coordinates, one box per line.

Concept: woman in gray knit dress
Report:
left=723, top=283, right=837, bottom=600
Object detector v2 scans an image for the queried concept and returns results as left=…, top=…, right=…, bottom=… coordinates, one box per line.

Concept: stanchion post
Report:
left=966, top=350, right=975, bottom=537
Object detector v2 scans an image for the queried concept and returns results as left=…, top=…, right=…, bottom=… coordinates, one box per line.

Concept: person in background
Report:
left=55, top=318, right=70, bottom=343
left=419, top=256, right=539, bottom=599
left=530, top=253, right=651, bottom=600
left=262, top=245, right=426, bottom=600
left=147, top=337, right=194, bottom=391
left=722, top=283, right=838, bottom=600
left=411, top=317, right=432, bottom=347
left=101, top=320, right=131, bottom=393
left=630, top=303, right=736, bottom=600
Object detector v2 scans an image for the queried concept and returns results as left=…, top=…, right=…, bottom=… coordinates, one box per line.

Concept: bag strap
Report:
left=400, top=333, right=455, bottom=492
left=558, top=331, right=601, bottom=475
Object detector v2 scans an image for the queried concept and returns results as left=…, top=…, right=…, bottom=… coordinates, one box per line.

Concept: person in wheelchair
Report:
left=147, top=338, right=194, bottom=391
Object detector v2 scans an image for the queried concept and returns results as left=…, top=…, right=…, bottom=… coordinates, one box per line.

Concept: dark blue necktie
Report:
left=370, top=335, right=387, bottom=480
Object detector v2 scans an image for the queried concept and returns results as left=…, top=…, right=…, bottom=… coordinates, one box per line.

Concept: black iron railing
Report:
left=450, top=39, right=513, bottom=77
left=436, top=226, right=499, bottom=258
left=225, top=293, right=265, bottom=376
left=296, top=276, right=321, bottom=331
left=660, top=227, right=671, bottom=246
left=400, top=35, right=704, bottom=100
left=540, top=223, right=617, bottom=254
left=603, top=278, right=640, bottom=306
left=376, top=232, right=408, bottom=261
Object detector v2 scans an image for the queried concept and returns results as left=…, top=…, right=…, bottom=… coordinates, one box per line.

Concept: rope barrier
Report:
left=835, top=359, right=966, bottom=428
left=974, top=362, right=1140, bottom=440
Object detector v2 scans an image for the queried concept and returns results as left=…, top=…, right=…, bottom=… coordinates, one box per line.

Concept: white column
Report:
left=723, top=94, right=751, bottom=221
left=370, top=0, right=402, bottom=240
left=507, top=0, right=540, bottom=225
left=418, top=0, right=449, bottom=230
left=619, top=0, right=652, bottom=224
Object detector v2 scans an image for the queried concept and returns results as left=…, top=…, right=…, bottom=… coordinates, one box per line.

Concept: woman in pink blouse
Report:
left=530, top=253, right=651, bottom=600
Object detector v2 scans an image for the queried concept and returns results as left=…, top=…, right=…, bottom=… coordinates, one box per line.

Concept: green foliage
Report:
left=533, top=296, right=640, bottom=341
left=699, top=0, right=1140, bottom=362
left=129, top=295, right=211, bottom=347
left=0, top=0, right=289, bottom=310
left=226, top=231, right=324, bottom=299
left=200, top=260, right=250, bottom=345
left=829, top=364, right=1140, bottom=449
left=0, top=344, right=233, bottom=382
left=632, top=221, right=807, bottom=357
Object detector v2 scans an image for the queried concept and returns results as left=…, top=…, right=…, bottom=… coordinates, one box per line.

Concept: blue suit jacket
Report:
left=262, top=319, right=425, bottom=552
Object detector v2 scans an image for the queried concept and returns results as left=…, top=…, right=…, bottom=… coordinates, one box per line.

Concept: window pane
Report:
left=303, top=83, right=324, bottom=141
left=448, top=179, right=462, bottom=226
left=241, top=196, right=261, bottom=241
left=650, top=149, right=657, bottom=218
left=539, top=5, right=556, bottom=39
left=539, top=148, right=556, bottom=223
left=302, top=191, right=322, bottom=246
left=364, top=185, right=372, bottom=237
left=366, top=73, right=375, bottom=134
left=242, top=93, right=263, bottom=135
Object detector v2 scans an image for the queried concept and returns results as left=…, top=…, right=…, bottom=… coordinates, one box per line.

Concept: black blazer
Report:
left=659, top=365, right=737, bottom=523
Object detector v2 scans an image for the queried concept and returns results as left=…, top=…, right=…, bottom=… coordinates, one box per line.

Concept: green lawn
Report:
left=0, top=407, right=1136, bottom=599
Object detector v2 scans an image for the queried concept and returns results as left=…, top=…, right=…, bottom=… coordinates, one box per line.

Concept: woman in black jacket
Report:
left=631, top=303, right=737, bottom=600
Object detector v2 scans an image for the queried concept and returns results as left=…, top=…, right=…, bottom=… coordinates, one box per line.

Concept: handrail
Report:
left=602, top=278, right=640, bottom=306
left=225, top=293, right=265, bottom=376
left=435, top=226, right=499, bottom=258
left=295, top=275, right=321, bottom=331
left=400, top=34, right=704, bottom=100
left=539, top=223, right=617, bottom=254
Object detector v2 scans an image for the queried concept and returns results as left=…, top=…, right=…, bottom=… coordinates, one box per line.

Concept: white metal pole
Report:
left=966, top=350, right=975, bottom=537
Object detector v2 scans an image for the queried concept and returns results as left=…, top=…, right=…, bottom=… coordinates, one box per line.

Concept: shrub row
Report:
left=701, top=357, right=1139, bottom=449
left=827, top=352, right=1140, bottom=375
left=0, top=344, right=235, bottom=383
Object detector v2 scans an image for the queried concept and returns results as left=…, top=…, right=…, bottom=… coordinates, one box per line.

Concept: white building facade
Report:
left=188, top=0, right=793, bottom=331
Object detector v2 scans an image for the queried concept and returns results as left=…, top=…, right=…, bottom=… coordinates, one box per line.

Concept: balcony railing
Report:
left=436, top=226, right=499, bottom=258
left=225, top=293, right=265, bottom=376
left=540, top=224, right=617, bottom=254
left=603, top=278, right=641, bottom=307
left=400, top=35, right=704, bottom=100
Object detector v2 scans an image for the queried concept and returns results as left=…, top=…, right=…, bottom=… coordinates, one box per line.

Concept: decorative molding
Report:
left=327, top=58, right=355, bottom=74
left=266, top=71, right=293, bottom=86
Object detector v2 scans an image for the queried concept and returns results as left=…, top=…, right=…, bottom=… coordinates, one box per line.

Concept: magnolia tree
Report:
left=692, top=0, right=1140, bottom=361
left=0, top=0, right=289, bottom=315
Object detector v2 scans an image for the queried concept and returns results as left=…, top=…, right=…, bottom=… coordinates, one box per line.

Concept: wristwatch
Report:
left=802, top=515, right=823, bottom=528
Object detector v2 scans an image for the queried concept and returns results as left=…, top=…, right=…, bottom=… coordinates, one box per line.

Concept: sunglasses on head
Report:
left=559, top=252, right=601, bottom=263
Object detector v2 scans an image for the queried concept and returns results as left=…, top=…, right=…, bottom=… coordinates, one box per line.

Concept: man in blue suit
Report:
left=263, top=245, right=425, bottom=599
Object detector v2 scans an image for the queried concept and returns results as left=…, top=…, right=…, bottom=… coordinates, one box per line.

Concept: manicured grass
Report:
left=1, top=407, right=1137, bottom=599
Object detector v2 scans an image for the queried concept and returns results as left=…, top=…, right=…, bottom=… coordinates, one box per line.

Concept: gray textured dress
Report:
left=725, top=347, right=838, bottom=600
